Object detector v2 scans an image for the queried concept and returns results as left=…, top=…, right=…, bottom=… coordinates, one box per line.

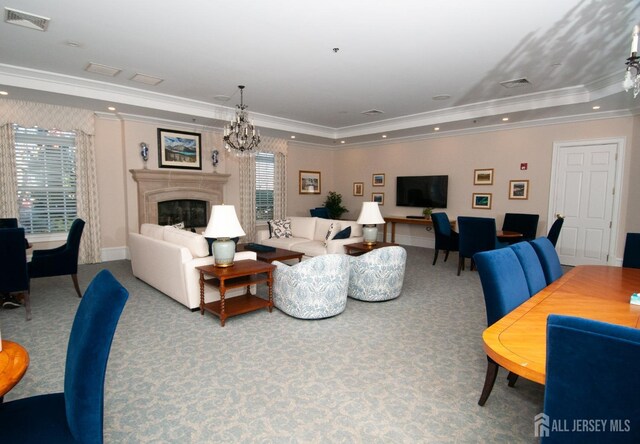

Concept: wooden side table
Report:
left=344, top=241, right=398, bottom=256
left=0, top=340, right=29, bottom=401
left=196, top=259, right=275, bottom=327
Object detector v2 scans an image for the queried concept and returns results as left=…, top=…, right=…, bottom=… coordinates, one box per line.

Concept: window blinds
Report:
left=255, top=152, right=274, bottom=221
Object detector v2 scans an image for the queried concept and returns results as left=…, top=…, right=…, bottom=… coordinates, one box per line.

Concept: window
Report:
left=14, top=124, right=77, bottom=235
left=255, top=152, right=274, bottom=221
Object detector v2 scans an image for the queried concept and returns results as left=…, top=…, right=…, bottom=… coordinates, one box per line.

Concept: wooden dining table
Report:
left=482, top=265, right=640, bottom=385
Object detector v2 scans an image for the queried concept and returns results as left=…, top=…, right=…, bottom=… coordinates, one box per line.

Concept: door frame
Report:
left=548, top=137, right=626, bottom=265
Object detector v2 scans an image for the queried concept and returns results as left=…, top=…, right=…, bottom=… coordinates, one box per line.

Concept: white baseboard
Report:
left=101, top=246, right=128, bottom=262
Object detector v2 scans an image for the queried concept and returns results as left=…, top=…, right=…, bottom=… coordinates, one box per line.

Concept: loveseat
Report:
left=255, top=216, right=363, bottom=258
left=129, top=223, right=256, bottom=309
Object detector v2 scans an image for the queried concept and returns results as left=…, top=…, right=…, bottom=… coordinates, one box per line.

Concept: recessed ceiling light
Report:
left=434, top=127, right=440, bottom=131
left=340, top=140, right=346, bottom=144
left=382, top=134, right=387, bottom=138
left=432, top=94, right=451, bottom=101
left=0, top=91, right=8, bottom=96
left=592, top=105, right=601, bottom=110
left=107, top=106, right=116, bottom=111
left=290, top=135, right=296, bottom=139
left=502, top=117, right=509, bottom=122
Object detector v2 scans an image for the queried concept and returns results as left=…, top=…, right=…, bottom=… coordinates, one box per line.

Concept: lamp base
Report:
left=362, top=225, right=378, bottom=246
left=212, top=238, right=236, bottom=267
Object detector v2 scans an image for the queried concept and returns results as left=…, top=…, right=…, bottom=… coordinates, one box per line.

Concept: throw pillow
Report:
left=332, top=226, right=351, bottom=240
left=269, top=219, right=292, bottom=239
left=324, top=222, right=339, bottom=246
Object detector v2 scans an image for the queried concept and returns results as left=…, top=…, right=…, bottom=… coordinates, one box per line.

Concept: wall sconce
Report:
left=211, top=149, right=219, bottom=168
left=140, top=142, right=149, bottom=169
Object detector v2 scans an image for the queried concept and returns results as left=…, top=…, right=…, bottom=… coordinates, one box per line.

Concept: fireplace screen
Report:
left=158, top=199, right=207, bottom=228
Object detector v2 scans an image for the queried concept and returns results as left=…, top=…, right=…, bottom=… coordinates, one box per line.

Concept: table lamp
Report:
left=203, top=204, right=246, bottom=267
left=357, top=202, right=385, bottom=245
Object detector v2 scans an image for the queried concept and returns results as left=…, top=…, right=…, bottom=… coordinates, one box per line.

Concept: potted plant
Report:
left=422, top=207, right=433, bottom=219
left=323, top=191, right=349, bottom=220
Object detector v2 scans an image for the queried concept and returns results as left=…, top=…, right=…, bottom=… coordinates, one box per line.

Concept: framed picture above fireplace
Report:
left=157, top=128, right=202, bottom=170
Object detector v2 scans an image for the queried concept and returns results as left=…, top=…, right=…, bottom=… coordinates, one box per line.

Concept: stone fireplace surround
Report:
left=130, top=169, right=230, bottom=229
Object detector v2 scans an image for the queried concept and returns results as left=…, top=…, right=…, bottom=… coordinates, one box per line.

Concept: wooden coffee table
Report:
left=197, top=259, right=275, bottom=327
left=344, top=241, right=398, bottom=256
left=236, top=244, right=303, bottom=263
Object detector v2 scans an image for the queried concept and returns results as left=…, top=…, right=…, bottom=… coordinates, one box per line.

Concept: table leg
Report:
left=199, top=271, right=205, bottom=315
left=267, top=270, right=273, bottom=312
left=382, top=222, right=387, bottom=243
left=391, top=222, right=397, bottom=243
left=219, top=282, right=226, bottom=327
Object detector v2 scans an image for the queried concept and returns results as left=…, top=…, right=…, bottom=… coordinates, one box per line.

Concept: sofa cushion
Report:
left=333, top=226, right=351, bottom=240
left=141, top=223, right=165, bottom=240
left=292, top=240, right=328, bottom=257
left=260, top=236, right=309, bottom=251
left=314, top=218, right=338, bottom=242
left=163, top=226, right=209, bottom=258
left=269, top=219, right=292, bottom=238
left=290, top=216, right=316, bottom=239
left=338, top=220, right=362, bottom=237
left=324, top=222, right=340, bottom=246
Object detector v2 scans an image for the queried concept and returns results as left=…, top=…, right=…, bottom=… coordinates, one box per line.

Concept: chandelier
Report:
left=623, top=25, right=640, bottom=98
left=223, top=85, right=260, bottom=155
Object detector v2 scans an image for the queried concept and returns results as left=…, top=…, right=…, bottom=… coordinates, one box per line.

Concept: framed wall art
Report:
left=372, top=173, right=385, bottom=187
left=157, top=128, right=202, bottom=170
left=372, top=192, right=385, bottom=205
left=474, top=168, right=494, bottom=185
left=353, top=182, right=364, bottom=196
left=299, top=170, right=321, bottom=194
left=472, top=193, right=492, bottom=209
left=509, top=180, right=529, bottom=200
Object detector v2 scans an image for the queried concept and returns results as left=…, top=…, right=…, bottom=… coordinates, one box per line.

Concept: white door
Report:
left=549, top=141, right=620, bottom=266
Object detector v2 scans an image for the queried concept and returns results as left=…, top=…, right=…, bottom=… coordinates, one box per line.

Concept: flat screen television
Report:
left=396, top=175, right=448, bottom=208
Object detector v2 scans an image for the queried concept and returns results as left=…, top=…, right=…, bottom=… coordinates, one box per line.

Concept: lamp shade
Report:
left=356, top=202, right=385, bottom=225
left=203, top=205, right=245, bottom=239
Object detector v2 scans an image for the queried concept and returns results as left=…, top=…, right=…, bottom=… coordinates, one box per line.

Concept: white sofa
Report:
left=129, top=223, right=256, bottom=310
left=255, top=216, right=363, bottom=258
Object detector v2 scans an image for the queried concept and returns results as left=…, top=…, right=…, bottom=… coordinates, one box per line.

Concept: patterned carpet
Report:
left=1, top=247, right=543, bottom=443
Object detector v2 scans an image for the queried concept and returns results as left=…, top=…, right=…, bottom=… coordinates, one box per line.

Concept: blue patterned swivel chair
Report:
left=273, top=254, right=349, bottom=319
left=530, top=237, right=563, bottom=285
left=348, top=246, right=407, bottom=301
left=0, top=269, right=129, bottom=443
left=543, top=315, right=640, bottom=443
left=474, top=248, right=531, bottom=406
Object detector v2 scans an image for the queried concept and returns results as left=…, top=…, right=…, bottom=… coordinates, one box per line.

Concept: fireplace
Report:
left=130, top=169, right=230, bottom=228
left=158, top=199, right=207, bottom=228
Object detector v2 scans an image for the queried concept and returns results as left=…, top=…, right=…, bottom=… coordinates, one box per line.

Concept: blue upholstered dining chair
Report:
left=530, top=237, right=563, bottom=285
left=309, top=207, right=331, bottom=219
left=0, top=269, right=129, bottom=443
left=273, top=254, right=349, bottom=319
left=29, top=218, right=85, bottom=298
left=431, top=212, right=459, bottom=266
left=0, top=227, right=32, bottom=320
left=510, top=242, right=547, bottom=296
left=474, top=248, right=531, bottom=406
left=622, top=232, right=640, bottom=269
left=543, top=315, right=640, bottom=443
left=0, top=217, right=18, bottom=228
left=457, top=216, right=507, bottom=276
left=502, top=213, right=539, bottom=242
left=348, top=246, right=407, bottom=301
left=546, top=215, right=564, bottom=247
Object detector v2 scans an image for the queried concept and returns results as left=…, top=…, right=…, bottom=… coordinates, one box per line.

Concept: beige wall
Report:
left=91, top=113, right=638, bottom=262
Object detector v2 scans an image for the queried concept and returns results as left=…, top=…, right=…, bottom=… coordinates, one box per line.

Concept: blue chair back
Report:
left=474, top=248, right=530, bottom=326
left=458, top=216, right=502, bottom=259
left=0, top=228, right=29, bottom=293
left=310, top=207, right=331, bottom=219
left=64, top=269, right=129, bottom=442
left=502, top=213, right=539, bottom=241
left=530, top=237, right=563, bottom=285
left=622, top=233, right=640, bottom=269
left=543, top=315, right=640, bottom=443
left=432, top=212, right=458, bottom=250
left=0, top=217, right=18, bottom=228
left=510, top=242, right=546, bottom=296
left=546, top=216, right=564, bottom=247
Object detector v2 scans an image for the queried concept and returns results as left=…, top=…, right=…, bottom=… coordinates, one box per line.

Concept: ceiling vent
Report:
left=361, top=109, right=384, bottom=116
left=85, top=62, right=121, bottom=77
left=4, top=7, right=50, bottom=31
left=130, top=73, right=164, bottom=86
left=500, top=78, right=532, bottom=88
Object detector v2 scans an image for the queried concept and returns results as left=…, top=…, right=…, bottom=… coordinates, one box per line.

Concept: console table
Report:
left=382, top=216, right=456, bottom=243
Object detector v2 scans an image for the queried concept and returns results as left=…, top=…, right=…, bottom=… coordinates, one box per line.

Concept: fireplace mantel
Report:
left=130, top=169, right=230, bottom=228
